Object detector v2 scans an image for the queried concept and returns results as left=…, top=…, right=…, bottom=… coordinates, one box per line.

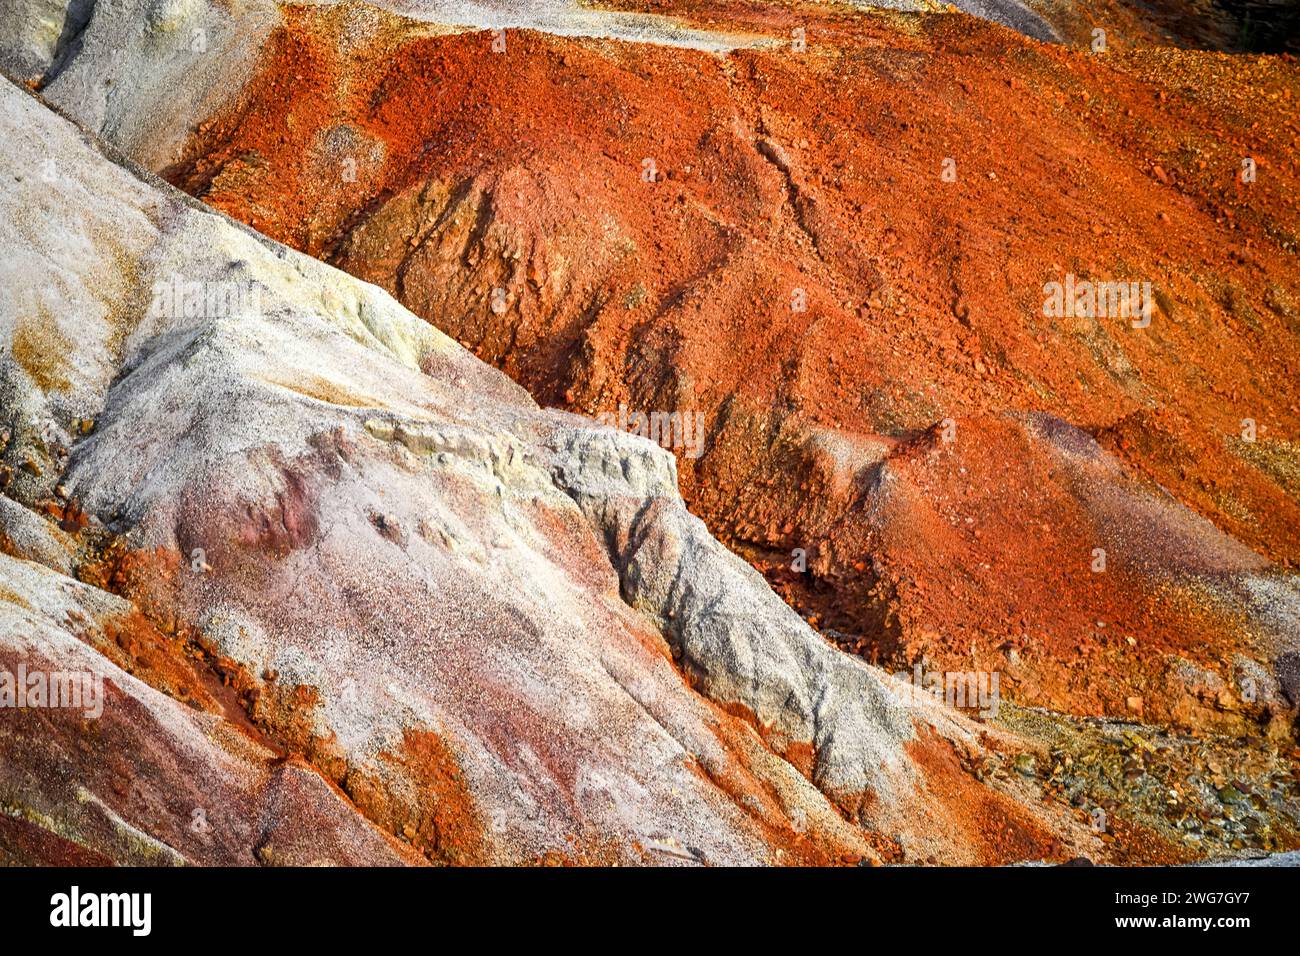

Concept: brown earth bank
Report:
left=153, top=2, right=1300, bottom=732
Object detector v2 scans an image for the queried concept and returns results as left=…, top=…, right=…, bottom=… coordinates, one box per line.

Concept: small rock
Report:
left=1217, top=786, right=1246, bottom=806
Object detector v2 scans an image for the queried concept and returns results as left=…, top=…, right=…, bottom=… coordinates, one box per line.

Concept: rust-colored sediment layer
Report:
left=75, top=539, right=472, bottom=864
left=165, top=2, right=1300, bottom=726
left=905, top=730, right=1065, bottom=865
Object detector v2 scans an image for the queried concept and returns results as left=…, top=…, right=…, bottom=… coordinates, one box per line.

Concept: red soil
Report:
left=164, top=2, right=1300, bottom=724
left=0, top=814, right=117, bottom=866
left=343, top=729, right=490, bottom=865
left=905, top=730, right=1066, bottom=865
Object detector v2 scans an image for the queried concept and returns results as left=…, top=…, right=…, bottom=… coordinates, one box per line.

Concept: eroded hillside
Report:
left=127, top=1, right=1300, bottom=724
left=0, top=0, right=1297, bottom=865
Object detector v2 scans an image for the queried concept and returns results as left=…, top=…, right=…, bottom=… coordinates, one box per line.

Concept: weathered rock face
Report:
left=2, top=0, right=1297, bottom=867
left=0, top=551, right=423, bottom=866
left=1, top=0, right=280, bottom=167
left=0, top=0, right=92, bottom=82
left=45, top=0, right=1295, bottom=734
left=0, top=75, right=1096, bottom=865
